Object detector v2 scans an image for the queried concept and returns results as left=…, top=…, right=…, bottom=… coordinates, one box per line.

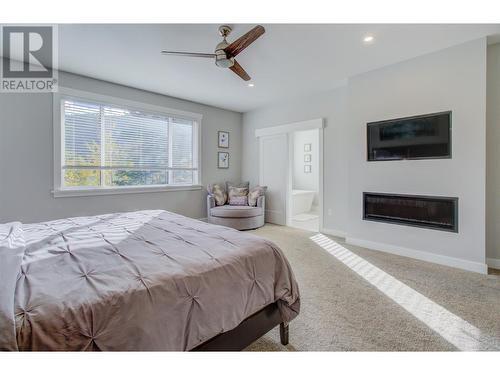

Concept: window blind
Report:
left=64, top=100, right=101, bottom=167
left=62, top=99, right=197, bottom=189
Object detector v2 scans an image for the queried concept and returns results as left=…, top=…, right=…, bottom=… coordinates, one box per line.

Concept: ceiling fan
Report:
left=161, top=25, right=265, bottom=81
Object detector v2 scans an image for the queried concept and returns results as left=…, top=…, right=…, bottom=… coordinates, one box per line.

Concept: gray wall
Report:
left=486, top=43, right=500, bottom=263
left=243, top=38, right=488, bottom=271
left=0, top=70, right=242, bottom=223
left=243, top=88, right=349, bottom=233
left=345, top=38, right=487, bottom=266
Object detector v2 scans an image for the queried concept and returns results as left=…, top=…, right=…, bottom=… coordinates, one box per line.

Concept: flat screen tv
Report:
left=367, top=111, right=451, bottom=161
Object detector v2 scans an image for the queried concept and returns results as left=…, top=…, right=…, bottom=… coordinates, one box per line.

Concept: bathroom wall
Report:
left=293, top=129, right=319, bottom=207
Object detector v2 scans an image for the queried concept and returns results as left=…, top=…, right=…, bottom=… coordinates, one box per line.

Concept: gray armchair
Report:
left=207, top=195, right=265, bottom=230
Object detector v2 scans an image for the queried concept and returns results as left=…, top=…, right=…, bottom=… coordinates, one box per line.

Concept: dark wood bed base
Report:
left=192, top=302, right=288, bottom=351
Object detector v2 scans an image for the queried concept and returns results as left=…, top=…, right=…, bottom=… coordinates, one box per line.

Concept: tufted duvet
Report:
left=0, top=210, right=300, bottom=351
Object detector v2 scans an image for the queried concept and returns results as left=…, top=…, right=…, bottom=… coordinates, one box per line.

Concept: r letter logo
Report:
left=1, top=25, right=58, bottom=92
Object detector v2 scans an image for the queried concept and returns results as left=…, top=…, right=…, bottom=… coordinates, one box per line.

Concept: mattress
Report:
left=0, top=210, right=300, bottom=351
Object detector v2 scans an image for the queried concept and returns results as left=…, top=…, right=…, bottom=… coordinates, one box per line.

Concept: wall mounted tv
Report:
left=367, top=111, right=451, bottom=161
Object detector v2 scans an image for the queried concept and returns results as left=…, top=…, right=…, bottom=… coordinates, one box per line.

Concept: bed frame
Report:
left=192, top=302, right=289, bottom=351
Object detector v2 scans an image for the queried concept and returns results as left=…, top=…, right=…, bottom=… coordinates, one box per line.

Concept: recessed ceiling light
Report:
left=363, top=35, right=375, bottom=43
left=248, top=83, right=255, bottom=87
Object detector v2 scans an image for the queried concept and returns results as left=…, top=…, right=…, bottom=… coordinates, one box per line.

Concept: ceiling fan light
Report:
left=215, top=57, right=234, bottom=68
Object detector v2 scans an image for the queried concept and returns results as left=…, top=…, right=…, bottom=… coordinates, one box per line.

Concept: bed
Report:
left=0, top=210, right=300, bottom=351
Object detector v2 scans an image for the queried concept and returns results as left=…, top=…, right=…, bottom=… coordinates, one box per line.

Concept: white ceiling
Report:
left=57, top=24, right=500, bottom=112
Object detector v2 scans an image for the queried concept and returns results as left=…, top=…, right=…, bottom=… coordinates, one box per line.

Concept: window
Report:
left=54, top=91, right=201, bottom=196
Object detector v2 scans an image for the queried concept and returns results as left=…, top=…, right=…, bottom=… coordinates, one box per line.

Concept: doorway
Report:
left=256, top=118, right=323, bottom=232
left=289, top=129, right=320, bottom=232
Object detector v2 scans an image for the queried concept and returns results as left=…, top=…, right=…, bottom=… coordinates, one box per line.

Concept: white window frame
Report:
left=53, top=87, right=203, bottom=198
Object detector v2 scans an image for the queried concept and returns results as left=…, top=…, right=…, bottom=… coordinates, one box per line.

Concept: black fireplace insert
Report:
left=363, top=192, right=458, bottom=232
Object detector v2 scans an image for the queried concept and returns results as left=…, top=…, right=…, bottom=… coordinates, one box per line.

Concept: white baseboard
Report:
left=486, top=257, right=500, bottom=270
left=321, top=227, right=347, bottom=239
left=197, top=217, right=208, bottom=222
left=344, top=236, right=488, bottom=274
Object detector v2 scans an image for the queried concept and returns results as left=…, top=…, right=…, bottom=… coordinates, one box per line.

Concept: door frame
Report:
left=256, top=118, right=324, bottom=231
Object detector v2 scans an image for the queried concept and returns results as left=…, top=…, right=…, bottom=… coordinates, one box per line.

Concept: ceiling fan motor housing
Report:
left=215, top=40, right=234, bottom=68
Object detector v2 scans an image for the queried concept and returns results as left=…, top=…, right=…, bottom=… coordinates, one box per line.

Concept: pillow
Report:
left=248, top=186, right=267, bottom=206
left=229, top=195, right=248, bottom=206
left=207, top=183, right=227, bottom=206
left=225, top=181, right=249, bottom=192
left=227, top=186, right=249, bottom=202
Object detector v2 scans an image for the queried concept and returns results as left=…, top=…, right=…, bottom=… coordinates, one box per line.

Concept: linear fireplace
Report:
left=363, top=192, right=458, bottom=232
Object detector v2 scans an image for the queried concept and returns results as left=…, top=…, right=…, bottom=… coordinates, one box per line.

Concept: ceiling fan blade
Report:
left=161, top=51, right=216, bottom=58
left=224, top=25, right=265, bottom=57
left=230, top=60, right=251, bottom=81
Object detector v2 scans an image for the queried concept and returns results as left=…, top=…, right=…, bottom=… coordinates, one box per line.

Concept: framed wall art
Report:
left=218, top=152, right=229, bottom=169
left=218, top=131, right=229, bottom=148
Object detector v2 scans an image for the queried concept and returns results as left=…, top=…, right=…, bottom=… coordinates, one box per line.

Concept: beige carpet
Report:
left=246, top=224, right=500, bottom=351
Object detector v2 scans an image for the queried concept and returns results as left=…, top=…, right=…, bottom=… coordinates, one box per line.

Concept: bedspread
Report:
left=0, top=210, right=299, bottom=351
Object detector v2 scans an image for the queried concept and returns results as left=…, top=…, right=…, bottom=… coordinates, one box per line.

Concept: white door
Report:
left=259, top=134, right=289, bottom=225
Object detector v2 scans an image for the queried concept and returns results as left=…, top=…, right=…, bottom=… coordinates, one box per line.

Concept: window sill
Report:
left=52, top=185, right=203, bottom=198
